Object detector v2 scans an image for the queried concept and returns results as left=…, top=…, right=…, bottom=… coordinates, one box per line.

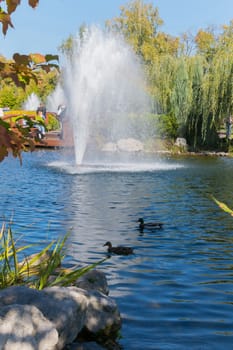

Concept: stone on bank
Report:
left=0, top=270, right=121, bottom=350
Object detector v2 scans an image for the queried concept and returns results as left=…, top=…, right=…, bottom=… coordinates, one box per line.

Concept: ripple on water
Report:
left=1, top=151, right=233, bottom=349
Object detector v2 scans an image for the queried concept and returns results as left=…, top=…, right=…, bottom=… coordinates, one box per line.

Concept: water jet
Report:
left=22, top=92, right=40, bottom=111
left=50, top=27, right=151, bottom=168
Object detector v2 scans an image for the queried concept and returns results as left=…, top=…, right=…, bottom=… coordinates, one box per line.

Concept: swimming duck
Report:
left=138, top=218, right=163, bottom=230
left=103, top=241, right=134, bottom=255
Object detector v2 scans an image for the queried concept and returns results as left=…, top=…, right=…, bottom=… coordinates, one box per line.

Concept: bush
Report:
left=4, top=110, right=59, bottom=131
left=155, top=113, right=178, bottom=140
left=127, top=113, right=178, bottom=140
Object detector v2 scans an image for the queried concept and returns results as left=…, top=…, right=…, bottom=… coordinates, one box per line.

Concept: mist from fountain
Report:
left=22, top=92, right=40, bottom=111
left=60, top=26, right=151, bottom=166
left=47, top=83, right=66, bottom=113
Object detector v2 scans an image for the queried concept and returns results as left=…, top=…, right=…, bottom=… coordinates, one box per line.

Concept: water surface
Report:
left=1, top=150, right=233, bottom=349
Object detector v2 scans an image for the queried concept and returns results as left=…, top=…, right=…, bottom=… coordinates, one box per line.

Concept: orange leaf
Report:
left=6, top=0, right=21, bottom=15
left=29, top=0, right=39, bottom=8
left=29, top=53, right=46, bottom=64
left=0, top=12, right=14, bottom=35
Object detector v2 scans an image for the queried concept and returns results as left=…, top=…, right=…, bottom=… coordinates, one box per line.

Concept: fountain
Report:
left=47, top=27, right=183, bottom=173
left=60, top=26, right=151, bottom=166
left=46, top=83, right=66, bottom=114
left=22, top=92, right=40, bottom=111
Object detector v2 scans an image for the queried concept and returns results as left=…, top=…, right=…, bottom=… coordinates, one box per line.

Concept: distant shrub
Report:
left=128, top=113, right=178, bottom=140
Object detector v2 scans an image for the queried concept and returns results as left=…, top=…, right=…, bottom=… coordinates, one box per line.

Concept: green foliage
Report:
left=0, top=65, right=59, bottom=111
left=0, top=223, right=33, bottom=287
left=0, top=82, right=24, bottom=109
left=58, top=34, right=76, bottom=56
left=0, top=223, right=106, bottom=290
left=170, top=58, right=192, bottom=132
left=106, top=0, right=179, bottom=63
left=46, top=113, right=60, bottom=131
left=4, top=110, right=59, bottom=131
left=124, top=112, right=178, bottom=142
left=156, top=113, right=178, bottom=139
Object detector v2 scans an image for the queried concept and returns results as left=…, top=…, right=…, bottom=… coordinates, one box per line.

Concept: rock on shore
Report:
left=0, top=270, right=121, bottom=350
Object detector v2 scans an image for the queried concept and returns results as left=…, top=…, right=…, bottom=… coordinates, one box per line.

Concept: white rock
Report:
left=75, top=269, right=109, bottom=295
left=117, top=138, right=144, bottom=152
left=102, top=142, right=118, bottom=152
left=0, top=304, right=58, bottom=350
left=0, top=286, right=86, bottom=349
left=174, top=137, right=187, bottom=147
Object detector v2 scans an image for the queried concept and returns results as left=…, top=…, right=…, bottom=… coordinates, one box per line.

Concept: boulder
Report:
left=102, top=142, right=118, bottom=152
left=0, top=271, right=121, bottom=349
left=45, top=287, right=121, bottom=337
left=0, top=304, right=58, bottom=350
left=0, top=285, right=87, bottom=349
left=83, top=289, right=121, bottom=336
left=117, top=138, right=144, bottom=152
left=174, top=137, right=187, bottom=149
left=102, top=138, right=144, bottom=152
left=75, top=269, right=109, bottom=295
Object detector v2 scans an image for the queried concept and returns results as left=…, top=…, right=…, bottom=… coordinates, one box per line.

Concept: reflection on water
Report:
left=1, top=150, right=233, bottom=349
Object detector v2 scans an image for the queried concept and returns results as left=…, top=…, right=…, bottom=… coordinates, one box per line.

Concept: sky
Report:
left=0, top=0, right=232, bottom=59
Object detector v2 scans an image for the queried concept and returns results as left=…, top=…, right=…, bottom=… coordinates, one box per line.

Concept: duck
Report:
left=138, top=217, right=163, bottom=230
left=103, top=241, right=134, bottom=255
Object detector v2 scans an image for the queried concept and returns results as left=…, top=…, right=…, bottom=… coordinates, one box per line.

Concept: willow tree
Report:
left=190, top=22, right=233, bottom=147
left=215, top=20, right=233, bottom=118
left=148, top=55, right=175, bottom=113
left=170, top=58, right=193, bottom=136
left=185, top=56, right=207, bottom=147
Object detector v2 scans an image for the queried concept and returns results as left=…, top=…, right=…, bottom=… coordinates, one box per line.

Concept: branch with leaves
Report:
left=0, top=52, right=59, bottom=163
left=0, top=52, right=59, bottom=89
left=0, top=117, right=38, bottom=164
left=0, top=0, right=39, bottom=35
left=0, top=1, right=60, bottom=163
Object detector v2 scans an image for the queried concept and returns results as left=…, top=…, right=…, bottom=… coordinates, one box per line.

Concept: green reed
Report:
left=0, top=223, right=106, bottom=290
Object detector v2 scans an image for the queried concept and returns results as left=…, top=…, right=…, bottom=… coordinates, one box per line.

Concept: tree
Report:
left=170, top=58, right=192, bottom=136
left=106, top=0, right=163, bottom=59
left=58, top=24, right=87, bottom=57
left=195, top=28, right=216, bottom=60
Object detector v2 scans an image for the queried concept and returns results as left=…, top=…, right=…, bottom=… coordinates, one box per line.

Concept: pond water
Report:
left=1, top=149, right=233, bottom=349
